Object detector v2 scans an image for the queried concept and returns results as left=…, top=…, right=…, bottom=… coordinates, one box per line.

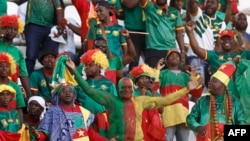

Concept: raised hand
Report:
left=187, top=77, right=203, bottom=90
left=156, top=58, right=165, bottom=70
left=66, top=57, right=76, bottom=71
left=186, top=65, right=198, bottom=79
left=185, top=21, right=196, bottom=33
left=120, top=29, right=130, bottom=38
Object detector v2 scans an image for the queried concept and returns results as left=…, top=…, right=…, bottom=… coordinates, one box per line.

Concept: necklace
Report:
left=210, top=95, right=232, bottom=141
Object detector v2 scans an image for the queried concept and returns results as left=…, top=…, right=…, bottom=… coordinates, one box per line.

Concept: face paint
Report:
left=118, top=77, right=134, bottom=100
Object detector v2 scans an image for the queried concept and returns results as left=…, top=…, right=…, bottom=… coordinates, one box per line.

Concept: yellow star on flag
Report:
left=77, top=129, right=85, bottom=137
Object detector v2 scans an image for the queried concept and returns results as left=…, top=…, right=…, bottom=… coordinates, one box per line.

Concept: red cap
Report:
left=219, top=29, right=235, bottom=38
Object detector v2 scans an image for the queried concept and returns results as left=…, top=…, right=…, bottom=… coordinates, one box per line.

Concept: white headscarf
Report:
left=27, top=96, right=46, bottom=120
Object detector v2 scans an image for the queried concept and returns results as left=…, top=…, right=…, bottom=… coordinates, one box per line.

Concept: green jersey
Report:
left=207, top=50, right=250, bottom=98
left=77, top=77, right=118, bottom=114
left=142, top=2, right=183, bottom=50
left=8, top=81, right=25, bottom=108
left=30, top=69, right=53, bottom=99
left=116, top=1, right=145, bottom=31
left=0, top=41, right=28, bottom=77
left=0, top=109, right=21, bottom=132
left=95, top=24, right=126, bottom=57
left=26, top=0, right=62, bottom=27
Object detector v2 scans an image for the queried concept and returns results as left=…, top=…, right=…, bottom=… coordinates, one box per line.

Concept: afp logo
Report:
left=224, top=125, right=250, bottom=140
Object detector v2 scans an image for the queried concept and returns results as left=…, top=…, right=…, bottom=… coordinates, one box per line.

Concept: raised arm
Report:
left=55, top=0, right=64, bottom=27
left=120, top=29, right=136, bottom=65
left=187, top=0, right=199, bottom=16
left=224, top=0, right=232, bottom=24
left=66, top=59, right=114, bottom=106
left=142, top=78, right=202, bottom=109
left=185, top=21, right=207, bottom=60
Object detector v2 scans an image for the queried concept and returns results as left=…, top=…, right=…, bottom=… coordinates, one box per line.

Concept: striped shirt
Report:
left=189, top=8, right=226, bottom=56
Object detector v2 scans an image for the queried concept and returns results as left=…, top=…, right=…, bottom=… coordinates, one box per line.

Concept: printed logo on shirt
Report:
left=101, top=84, right=107, bottom=90
left=170, top=14, right=176, bottom=19
left=41, top=80, right=46, bottom=87
left=112, top=30, right=119, bottom=36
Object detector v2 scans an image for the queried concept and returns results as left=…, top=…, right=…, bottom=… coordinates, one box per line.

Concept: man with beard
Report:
left=234, top=12, right=250, bottom=50
left=185, top=21, right=250, bottom=98
left=139, top=0, right=185, bottom=69
left=187, top=61, right=246, bottom=141
left=29, top=49, right=56, bottom=105
left=66, top=57, right=202, bottom=141
left=186, top=0, right=232, bottom=87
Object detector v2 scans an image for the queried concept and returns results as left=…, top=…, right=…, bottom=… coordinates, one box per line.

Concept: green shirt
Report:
left=187, top=95, right=246, bottom=132
left=77, top=57, right=123, bottom=85
left=207, top=50, right=250, bottom=74
left=77, top=77, right=118, bottom=114
left=0, top=109, right=21, bottom=132
left=8, top=81, right=26, bottom=108
left=30, top=69, right=53, bottom=99
left=207, top=50, right=250, bottom=98
left=143, top=2, right=183, bottom=50
left=26, top=0, right=62, bottom=27
left=116, top=1, right=145, bottom=31
left=0, top=0, right=7, bottom=16
left=0, top=41, right=28, bottom=77
left=235, top=59, right=250, bottom=124
left=92, top=24, right=126, bottom=57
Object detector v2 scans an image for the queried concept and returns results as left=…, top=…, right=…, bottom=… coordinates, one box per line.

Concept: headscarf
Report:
left=51, top=83, right=77, bottom=105
left=27, top=96, right=46, bottom=120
